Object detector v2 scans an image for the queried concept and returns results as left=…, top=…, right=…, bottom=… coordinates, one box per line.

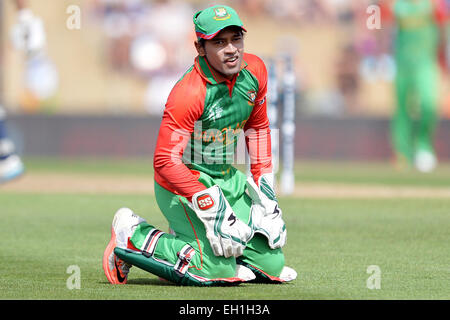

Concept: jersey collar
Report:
left=194, top=55, right=248, bottom=85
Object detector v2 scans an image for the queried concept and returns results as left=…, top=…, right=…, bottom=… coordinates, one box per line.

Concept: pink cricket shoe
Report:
left=102, top=208, right=145, bottom=284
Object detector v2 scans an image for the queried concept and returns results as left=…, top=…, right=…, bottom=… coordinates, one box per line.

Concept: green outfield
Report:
left=0, top=157, right=449, bottom=300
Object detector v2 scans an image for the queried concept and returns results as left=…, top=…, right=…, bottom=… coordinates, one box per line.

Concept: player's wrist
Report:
left=248, top=173, right=279, bottom=212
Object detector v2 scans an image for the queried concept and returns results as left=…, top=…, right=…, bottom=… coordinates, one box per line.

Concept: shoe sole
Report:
left=102, top=226, right=127, bottom=284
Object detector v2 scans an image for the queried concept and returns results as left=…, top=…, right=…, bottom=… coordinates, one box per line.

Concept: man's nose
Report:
left=224, top=42, right=237, bottom=53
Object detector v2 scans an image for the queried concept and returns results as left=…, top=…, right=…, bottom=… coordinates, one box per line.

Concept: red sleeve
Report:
left=153, top=69, right=207, bottom=200
left=433, top=0, right=448, bottom=25
left=243, top=54, right=273, bottom=185
left=379, top=0, right=394, bottom=23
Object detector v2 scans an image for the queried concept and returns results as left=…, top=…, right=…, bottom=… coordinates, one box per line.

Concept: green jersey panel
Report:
left=184, top=58, right=261, bottom=177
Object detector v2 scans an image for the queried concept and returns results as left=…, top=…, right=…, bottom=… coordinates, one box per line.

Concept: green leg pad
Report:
left=114, top=248, right=243, bottom=287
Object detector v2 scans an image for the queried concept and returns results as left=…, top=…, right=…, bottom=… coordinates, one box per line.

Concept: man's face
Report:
left=196, top=27, right=244, bottom=79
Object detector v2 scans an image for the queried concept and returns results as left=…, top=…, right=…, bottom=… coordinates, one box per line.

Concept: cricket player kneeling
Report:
left=103, top=4, right=297, bottom=286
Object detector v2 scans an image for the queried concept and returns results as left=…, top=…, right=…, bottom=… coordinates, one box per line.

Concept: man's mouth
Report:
left=224, top=56, right=239, bottom=67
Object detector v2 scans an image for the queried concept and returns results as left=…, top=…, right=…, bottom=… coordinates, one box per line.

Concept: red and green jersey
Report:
left=382, top=0, right=447, bottom=66
left=153, top=53, right=272, bottom=200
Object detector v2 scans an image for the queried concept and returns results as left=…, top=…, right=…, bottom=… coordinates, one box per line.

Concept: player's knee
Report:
left=260, top=249, right=285, bottom=277
left=242, top=234, right=285, bottom=277
left=194, top=254, right=237, bottom=280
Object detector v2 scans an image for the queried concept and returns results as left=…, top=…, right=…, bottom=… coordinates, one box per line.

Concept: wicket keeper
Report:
left=103, top=4, right=297, bottom=286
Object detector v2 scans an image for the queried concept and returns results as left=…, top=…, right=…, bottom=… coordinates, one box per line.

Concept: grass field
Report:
left=1, top=157, right=449, bottom=300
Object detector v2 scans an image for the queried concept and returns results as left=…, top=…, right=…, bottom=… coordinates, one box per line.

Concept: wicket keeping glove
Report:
left=247, top=173, right=287, bottom=249
left=190, top=185, right=254, bottom=258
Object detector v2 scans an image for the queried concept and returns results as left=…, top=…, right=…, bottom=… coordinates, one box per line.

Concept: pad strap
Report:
left=174, top=244, right=196, bottom=276
left=115, top=247, right=248, bottom=286
left=140, top=228, right=165, bottom=258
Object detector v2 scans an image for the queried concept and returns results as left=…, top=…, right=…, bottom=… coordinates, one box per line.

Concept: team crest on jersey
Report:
left=213, top=7, right=231, bottom=20
left=247, top=90, right=257, bottom=106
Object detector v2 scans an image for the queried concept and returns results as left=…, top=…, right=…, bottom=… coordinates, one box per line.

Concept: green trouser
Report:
left=129, top=167, right=285, bottom=280
left=392, top=61, right=439, bottom=163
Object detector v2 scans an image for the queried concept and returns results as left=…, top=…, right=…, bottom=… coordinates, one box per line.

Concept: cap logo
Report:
left=197, top=194, right=215, bottom=210
left=213, top=7, right=231, bottom=21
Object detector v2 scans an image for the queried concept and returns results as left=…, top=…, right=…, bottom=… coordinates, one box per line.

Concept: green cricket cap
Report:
left=193, top=5, right=246, bottom=40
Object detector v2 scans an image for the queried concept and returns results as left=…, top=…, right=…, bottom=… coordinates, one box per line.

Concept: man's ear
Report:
left=194, top=40, right=206, bottom=57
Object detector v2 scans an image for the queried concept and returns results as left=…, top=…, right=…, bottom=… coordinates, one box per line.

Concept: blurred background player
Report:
left=0, top=0, right=47, bottom=182
left=380, top=0, right=448, bottom=172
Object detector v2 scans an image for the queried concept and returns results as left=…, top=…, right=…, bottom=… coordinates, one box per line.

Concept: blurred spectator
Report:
left=89, top=0, right=151, bottom=72
left=88, top=0, right=196, bottom=115
left=239, top=0, right=266, bottom=15
left=262, top=0, right=332, bottom=24
left=336, top=44, right=361, bottom=113
left=140, top=0, right=195, bottom=114
left=9, top=0, right=59, bottom=111
left=11, top=0, right=441, bottom=119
